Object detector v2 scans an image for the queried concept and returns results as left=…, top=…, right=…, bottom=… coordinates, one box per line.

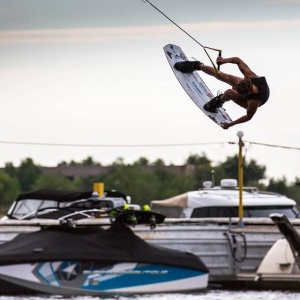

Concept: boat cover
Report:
left=0, top=224, right=208, bottom=273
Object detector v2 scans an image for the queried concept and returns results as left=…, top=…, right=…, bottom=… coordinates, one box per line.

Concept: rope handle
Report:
left=203, top=46, right=222, bottom=73
left=217, top=50, right=222, bottom=71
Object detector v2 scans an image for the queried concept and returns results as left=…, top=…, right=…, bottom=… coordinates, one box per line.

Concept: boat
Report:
left=150, top=179, right=299, bottom=219
left=5, top=179, right=297, bottom=223
left=134, top=179, right=300, bottom=289
left=0, top=215, right=208, bottom=295
left=1, top=180, right=299, bottom=291
left=0, top=188, right=138, bottom=246
left=3, top=188, right=136, bottom=221
left=238, top=213, right=300, bottom=289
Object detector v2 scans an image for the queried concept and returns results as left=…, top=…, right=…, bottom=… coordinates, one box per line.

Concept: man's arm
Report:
left=217, top=57, right=256, bottom=78
left=221, top=101, right=259, bottom=129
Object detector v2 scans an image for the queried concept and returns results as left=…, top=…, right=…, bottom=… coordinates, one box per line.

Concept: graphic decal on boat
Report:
left=27, top=261, right=205, bottom=290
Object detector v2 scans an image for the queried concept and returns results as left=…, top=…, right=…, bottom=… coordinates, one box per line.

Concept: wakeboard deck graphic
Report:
left=113, top=210, right=165, bottom=229
left=163, top=44, right=232, bottom=127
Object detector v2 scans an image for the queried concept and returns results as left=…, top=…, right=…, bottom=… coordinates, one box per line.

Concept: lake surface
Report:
left=1, top=290, right=300, bottom=300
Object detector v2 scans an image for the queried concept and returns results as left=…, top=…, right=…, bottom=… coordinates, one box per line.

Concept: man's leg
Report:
left=221, top=89, right=247, bottom=109
left=175, top=61, right=242, bottom=88
left=175, top=61, right=246, bottom=111
left=200, top=65, right=241, bottom=87
left=203, top=88, right=246, bottom=112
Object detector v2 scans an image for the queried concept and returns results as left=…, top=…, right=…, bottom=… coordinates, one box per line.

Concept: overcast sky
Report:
left=0, top=0, right=299, bottom=183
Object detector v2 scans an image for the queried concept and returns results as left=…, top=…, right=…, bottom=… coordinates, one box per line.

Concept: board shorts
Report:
left=223, top=74, right=269, bottom=107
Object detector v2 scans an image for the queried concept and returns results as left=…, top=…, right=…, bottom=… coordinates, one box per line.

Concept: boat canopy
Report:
left=151, top=193, right=188, bottom=208
left=16, top=189, right=93, bottom=202
left=16, top=189, right=127, bottom=202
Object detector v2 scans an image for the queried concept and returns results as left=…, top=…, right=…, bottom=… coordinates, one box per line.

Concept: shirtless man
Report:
left=174, top=57, right=270, bottom=129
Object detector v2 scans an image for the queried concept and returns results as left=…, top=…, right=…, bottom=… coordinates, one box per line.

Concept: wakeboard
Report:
left=113, top=210, right=165, bottom=229
left=163, top=44, right=232, bottom=127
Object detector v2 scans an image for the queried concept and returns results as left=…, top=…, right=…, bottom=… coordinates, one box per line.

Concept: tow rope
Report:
left=142, top=0, right=222, bottom=73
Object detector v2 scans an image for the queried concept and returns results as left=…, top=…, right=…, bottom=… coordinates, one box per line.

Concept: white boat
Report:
left=237, top=214, right=300, bottom=289
left=150, top=179, right=299, bottom=219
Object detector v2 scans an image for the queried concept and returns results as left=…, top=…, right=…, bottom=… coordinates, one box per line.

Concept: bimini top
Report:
left=151, top=179, right=299, bottom=218
left=16, top=189, right=127, bottom=202
left=16, top=189, right=93, bottom=202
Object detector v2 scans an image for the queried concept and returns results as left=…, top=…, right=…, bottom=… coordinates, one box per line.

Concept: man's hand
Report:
left=221, top=122, right=231, bottom=129
left=216, top=56, right=225, bottom=65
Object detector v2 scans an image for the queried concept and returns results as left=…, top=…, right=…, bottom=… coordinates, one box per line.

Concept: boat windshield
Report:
left=191, top=206, right=299, bottom=218
left=8, top=199, right=58, bottom=219
left=243, top=206, right=299, bottom=218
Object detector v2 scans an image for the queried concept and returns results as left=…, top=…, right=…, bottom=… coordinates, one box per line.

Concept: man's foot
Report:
left=174, top=61, right=203, bottom=73
left=203, top=94, right=224, bottom=113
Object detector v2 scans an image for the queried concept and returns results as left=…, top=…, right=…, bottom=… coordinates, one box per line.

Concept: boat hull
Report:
left=0, top=261, right=208, bottom=295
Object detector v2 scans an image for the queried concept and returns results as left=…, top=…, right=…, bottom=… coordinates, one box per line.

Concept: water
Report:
left=1, top=291, right=300, bottom=300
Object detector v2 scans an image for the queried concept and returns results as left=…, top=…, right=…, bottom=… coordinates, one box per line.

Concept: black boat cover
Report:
left=16, top=189, right=93, bottom=202
left=0, top=225, right=208, bottom=273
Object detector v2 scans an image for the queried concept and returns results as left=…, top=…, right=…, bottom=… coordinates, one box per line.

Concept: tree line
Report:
left=0, top=153, right=299, bottom=211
